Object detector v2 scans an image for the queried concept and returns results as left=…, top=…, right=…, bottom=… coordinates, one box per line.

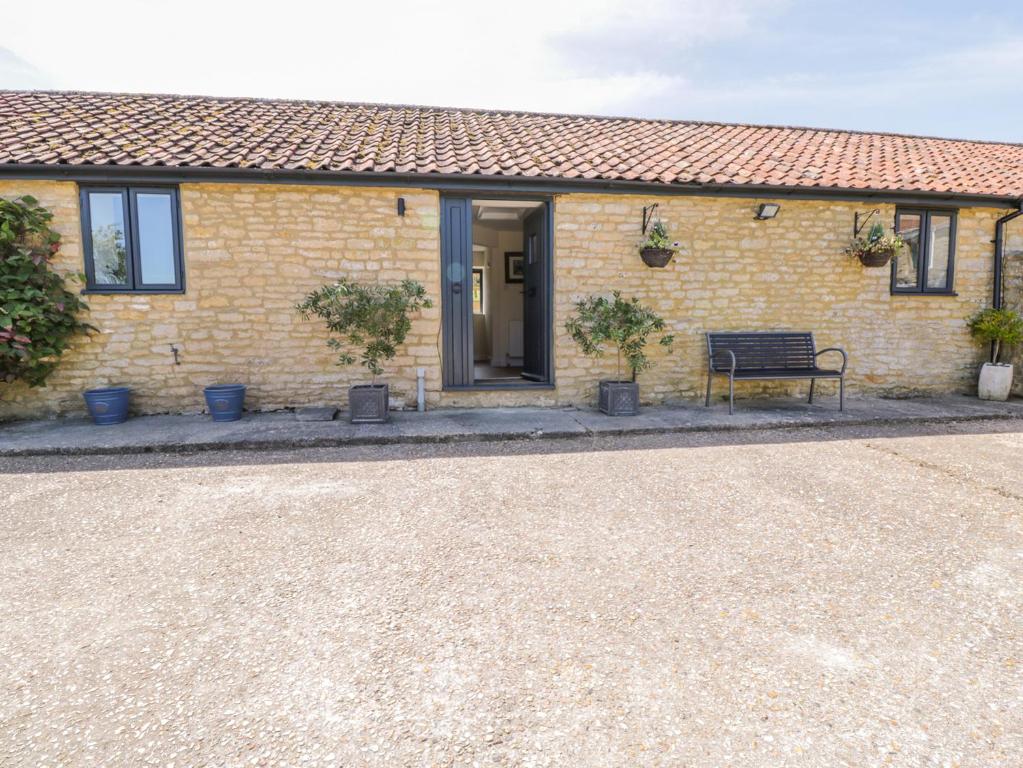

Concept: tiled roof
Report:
left=2, top=90, right=1022, bottom=200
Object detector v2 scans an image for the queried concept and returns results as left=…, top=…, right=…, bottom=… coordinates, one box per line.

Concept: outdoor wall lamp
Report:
left=755, top=203, right=780, bottom=220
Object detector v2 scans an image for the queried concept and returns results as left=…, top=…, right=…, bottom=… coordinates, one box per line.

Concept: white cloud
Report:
left=0, top=0, right=763, bottom=112
left=1, top=1, right=1020, bottom=140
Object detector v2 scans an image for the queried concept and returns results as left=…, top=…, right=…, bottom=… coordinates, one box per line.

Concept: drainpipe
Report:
left=416, top=367, right=426, bottom=412
left=993, top=200, right=1023, bottom=308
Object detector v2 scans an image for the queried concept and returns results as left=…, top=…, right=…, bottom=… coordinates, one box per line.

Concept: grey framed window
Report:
left=891, top=208, right=956, bottom=294
left=80, top=187, right=184, bottom=292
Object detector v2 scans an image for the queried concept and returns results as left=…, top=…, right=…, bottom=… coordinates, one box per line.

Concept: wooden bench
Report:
left=705, top=332, right=847, bottom=414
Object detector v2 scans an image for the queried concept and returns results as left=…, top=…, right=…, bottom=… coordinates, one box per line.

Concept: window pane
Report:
left=472, top=269, right=483, bottom=314
left=894, top=213, right=921, bottom=289
left=136, top=193, right=176, bottom=285
left=88, top=192, right=128, bottom=285
left=926, top=214, right=952, bottom=289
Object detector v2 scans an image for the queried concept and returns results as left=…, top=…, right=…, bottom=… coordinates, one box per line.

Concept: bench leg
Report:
left=808, top=378, right=815, bottom=404
left=705, top=370, right=712, bottom=407
left=728, top=374, right=734, bottom=415
left=839, top=377, right=845, bottom=411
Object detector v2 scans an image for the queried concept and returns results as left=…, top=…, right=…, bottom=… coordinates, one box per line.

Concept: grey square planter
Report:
left=598, top=380, right=640, bottom=417
left=349, top=383, right=389, bottom=424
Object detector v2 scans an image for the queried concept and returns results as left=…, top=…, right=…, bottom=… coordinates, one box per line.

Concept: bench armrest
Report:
left=709, top=349, right=737, bottom=373
left=815, top=347, right=848, bottom=374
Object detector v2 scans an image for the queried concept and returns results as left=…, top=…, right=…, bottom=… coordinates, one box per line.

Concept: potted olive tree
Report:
left=967, top=307, right=1023, bottom=401
left=566, top=291, right=674, bottom=416
left=297, top=278, right=432, bottom=423
left=846, top=221, right=904, bottom=267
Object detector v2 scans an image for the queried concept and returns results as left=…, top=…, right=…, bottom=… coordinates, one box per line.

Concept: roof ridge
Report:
left=4, top=88, right=1022, bottom=149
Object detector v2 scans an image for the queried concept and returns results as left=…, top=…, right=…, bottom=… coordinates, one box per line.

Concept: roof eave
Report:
left=1, top=163, right=1019, bottom=209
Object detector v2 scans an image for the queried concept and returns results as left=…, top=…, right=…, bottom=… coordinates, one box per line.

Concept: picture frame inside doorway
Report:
left=504, top=251, right=524, bottom=284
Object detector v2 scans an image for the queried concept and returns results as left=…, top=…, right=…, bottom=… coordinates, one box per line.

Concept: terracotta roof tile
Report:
left=1, top=90, right=1022, bottom=199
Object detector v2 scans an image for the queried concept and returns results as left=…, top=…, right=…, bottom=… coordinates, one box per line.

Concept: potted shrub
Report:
left=967, top=307, right=1023, bottom=401
left=297, top=279, right=432, bottom=423
left=638, top=220, right=679, bottom=268
left=565, top=291, right=674, bottom=416
left=846, top=221, right=904, bottom=267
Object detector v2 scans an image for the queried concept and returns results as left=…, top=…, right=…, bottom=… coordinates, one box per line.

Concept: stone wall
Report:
left=0, top=181, right=443, bottom=419
left=545, top=195, right=994, bottom=407
left=0, top=181, right=1002, bottom=419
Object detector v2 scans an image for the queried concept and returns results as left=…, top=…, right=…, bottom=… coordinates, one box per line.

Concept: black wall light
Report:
left=755, top=203, right=780, bottom=220
left=397, top=197, right=406, bottom=216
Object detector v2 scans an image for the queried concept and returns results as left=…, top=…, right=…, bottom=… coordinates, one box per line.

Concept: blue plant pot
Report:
left=83, top=386, right=131, bottom=426
left=204, top=384, right=246, bottom=422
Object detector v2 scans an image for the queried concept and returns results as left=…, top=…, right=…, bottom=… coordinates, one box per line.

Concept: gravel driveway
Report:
left=2, top=421, right=1022, bottom=767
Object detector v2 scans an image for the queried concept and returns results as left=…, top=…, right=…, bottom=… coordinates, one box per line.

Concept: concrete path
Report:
left=2, top=421, right=1022, bottom=766
left=2, top=395, right=1023, bottom=456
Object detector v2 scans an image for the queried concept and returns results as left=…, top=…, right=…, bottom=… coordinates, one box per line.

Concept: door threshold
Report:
left=446, top=382, right=555, bottom=391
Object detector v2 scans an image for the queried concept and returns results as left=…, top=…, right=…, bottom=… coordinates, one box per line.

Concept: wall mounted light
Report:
left=397, top=197, right=406, bottom=216
left=755, top=203, right=780, bottom=220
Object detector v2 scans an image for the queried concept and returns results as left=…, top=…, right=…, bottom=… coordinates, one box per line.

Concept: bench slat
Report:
left=707, top=332, right=818, bottom=370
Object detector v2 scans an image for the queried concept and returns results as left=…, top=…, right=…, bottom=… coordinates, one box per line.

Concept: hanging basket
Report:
left=640, top=247, right=675, bottom=268
left=857, top=246, right=896, bottom=268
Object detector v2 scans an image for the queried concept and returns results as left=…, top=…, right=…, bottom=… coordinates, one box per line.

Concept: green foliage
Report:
left=1, top=195, right=92, bottom=387
left=640, top=220, right=678, bottom=251
left=967, top=307, right=1023, bottom=364
left=846, top=221, right=904, bottom=259
left=297, top=278, right=433, bottom=379
left=565, top=291, right=674, bottom=381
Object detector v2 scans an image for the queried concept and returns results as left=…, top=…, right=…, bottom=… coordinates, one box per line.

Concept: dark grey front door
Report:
left=521, top=205, right=550, bottom=382
left=440, top=197, right=473, bottom=387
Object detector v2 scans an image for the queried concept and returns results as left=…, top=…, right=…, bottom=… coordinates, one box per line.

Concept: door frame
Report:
left=440, top=192, right=556, bottom=391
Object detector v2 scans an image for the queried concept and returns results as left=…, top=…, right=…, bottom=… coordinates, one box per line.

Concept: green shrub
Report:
left=565, top=291, right=674, bottom=381
left=1, top=195, right=92, bottom=387
left=967, top=307, right=1023, bottom=364
left=297, top=279, right=432, bottom=380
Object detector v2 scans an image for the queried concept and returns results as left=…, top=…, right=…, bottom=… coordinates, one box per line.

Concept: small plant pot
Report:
left=640, top=247, right=675, bottom=268
left=349, top=383, right=389, bottom=424
left=598, top=380, right=640, bottom=416
left=857, top=247, right=896, bottom=268
left=977, top=362, right=1013, bottom=401
left=204, top=384, right=246, bottom=422
left=83, top=386, right=131, bottom=425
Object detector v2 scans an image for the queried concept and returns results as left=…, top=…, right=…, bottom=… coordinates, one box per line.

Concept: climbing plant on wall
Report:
left=0, top=195, right=92, bottom=387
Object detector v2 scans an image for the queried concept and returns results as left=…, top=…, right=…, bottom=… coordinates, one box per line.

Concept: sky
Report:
left=2, top=0, right=1022, bottom=142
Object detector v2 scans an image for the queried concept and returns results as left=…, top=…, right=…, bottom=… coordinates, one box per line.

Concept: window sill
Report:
left=890, top=290, right=958, bottom=297
left=81, top=288, right=186, bottom=295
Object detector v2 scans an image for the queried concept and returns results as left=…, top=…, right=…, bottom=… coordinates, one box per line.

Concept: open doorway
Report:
left=440, top=197, right=552, bottom=388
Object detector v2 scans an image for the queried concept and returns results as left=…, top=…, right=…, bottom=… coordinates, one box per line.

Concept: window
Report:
left=80, top=187, right=183, bottom=292
left=892, top=208, right=956, bottom=294
left=472, top=267, right=484, bottom=314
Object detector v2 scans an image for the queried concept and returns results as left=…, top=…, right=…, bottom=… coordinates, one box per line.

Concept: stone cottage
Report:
left=1, top=90, right=1022, bottom=419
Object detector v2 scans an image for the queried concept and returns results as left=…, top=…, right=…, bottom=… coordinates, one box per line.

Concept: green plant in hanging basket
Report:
left=846, top=221, right=904, bottom=267
left=638, top=221, right=680, bottom=267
